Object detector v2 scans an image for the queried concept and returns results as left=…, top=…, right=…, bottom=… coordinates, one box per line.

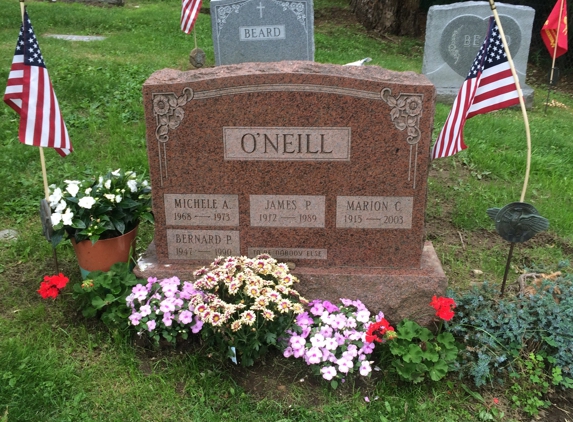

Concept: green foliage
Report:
left=508, top=353, right=552, bottom=416
left=72, top=262, right=139, bottom=328
left=388, top=320, right=458, bottom=383
left=447, top=274, right=573, bottom=388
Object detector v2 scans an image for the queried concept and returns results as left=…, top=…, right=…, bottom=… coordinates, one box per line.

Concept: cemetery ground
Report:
left=0, top=0, right=572, bottom=420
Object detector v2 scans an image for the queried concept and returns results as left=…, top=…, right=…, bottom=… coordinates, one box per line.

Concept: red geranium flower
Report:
left=430, top=295, right=456, bottom=321
left=365, top=318, right=394, bottom=343
left=37, top=273, right=69, bottom=300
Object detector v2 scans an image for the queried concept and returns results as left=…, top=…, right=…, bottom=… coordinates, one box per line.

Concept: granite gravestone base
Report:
left=211, top=0, right=314, bottom=65
left=422, top=1, right=534, bottom=107
left=136, top=62, right=447, bottom=325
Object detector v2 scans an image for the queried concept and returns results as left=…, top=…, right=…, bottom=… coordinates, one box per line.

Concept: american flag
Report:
left=181, top=0, right=203, bottom=34
left=3, top=10, right=72, bottom=157
left=432, top=17, right=520, bottom=160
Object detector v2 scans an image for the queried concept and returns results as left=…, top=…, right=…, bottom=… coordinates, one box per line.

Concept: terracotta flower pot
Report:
left=71, top=226, right=138, bottom=279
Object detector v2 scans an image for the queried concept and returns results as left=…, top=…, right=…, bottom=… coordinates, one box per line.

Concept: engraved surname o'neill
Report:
left=240, top=25, right=285, bottom=41
left=167, top=229, right=240, bottom=260
left=224, top=127, right=350, bottom=161
left=248, top=248, right=327, bottom=260
left=336, top=196, right=413, bottom=229
left=250, top=195, right=325, bottom=228
left=164, top=194, right=239, bottom=226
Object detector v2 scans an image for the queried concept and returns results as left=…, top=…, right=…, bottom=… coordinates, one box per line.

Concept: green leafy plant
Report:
left=48, top=168, right=153, bottom=246
left=447, top=274, right=573, bottom=388
left=508, top=352, right=552, bottom=416
left=72, top=262, right=139, bottom=328
left=388, top=319, right=458, bottom=383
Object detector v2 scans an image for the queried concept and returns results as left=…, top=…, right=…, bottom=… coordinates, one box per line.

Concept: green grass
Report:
left=0, top=0, right=572, bottom=420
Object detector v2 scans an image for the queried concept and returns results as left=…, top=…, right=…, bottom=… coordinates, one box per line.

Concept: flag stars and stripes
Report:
left=3, top=9, right=72, bottom=156
left=431, top=17, right=520, bottom=159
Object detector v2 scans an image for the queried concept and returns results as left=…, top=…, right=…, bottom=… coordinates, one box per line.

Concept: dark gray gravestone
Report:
left=422, top=1, right=534, bottom=107
left=211, top=0, right=314, bottom=65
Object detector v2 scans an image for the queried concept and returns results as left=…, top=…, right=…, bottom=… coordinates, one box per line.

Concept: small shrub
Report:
left=73, top=262, right=139, bottom=328
left=447, top=274, right=573, bottom=388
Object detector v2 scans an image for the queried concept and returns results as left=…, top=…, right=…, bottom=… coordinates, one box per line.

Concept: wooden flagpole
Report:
left=487, top=0, right=531, bottom=203
left=544, top=0, right=566, bottom=113
left=20, top=0, right=50, bottom=201
left=20, top=0, right=59, bottom=272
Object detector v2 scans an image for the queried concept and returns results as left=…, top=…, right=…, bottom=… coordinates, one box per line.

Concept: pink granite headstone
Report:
left=139, top=61, right=447, bottom=324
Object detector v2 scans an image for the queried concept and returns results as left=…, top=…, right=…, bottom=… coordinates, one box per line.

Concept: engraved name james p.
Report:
left=336, top=196, right=413, bottom=229
left=250, top=195, right=325, bottom=228
left=224, top=127, right=350, bottom=161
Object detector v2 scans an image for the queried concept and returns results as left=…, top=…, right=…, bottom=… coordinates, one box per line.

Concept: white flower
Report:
left=104, top=179, right=111, bottom=189
left=111, top=168, right=121, bottom=176
left=142, top=180, right=149, bottom=187
left=55, top=199, right=67, bottom=213
left=65, top=182, right=80, bottom=198
left=48, top=188, right=63, bottom=207
left=127, top=179, right=137, bottom=192
left=115, top=195, right=122, bottom=203
left=104, top=194, right=115, bottom=201
left=85, top=187, right=92, bottom=195
left=78, top=196, right=96, bottom=209
left=50, top=212, right=62, bottom=226
left=62, top=208, right=74, bottom=225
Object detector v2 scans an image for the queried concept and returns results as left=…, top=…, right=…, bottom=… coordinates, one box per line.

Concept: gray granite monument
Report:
left=422, top=1, right=534, bottom=107
left=210, top=0, right=314, bottom=65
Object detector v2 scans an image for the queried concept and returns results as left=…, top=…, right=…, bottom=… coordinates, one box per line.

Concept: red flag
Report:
left=181, top=0, right=203, bottom=34
left=541, top=0, right=568, bottom=59
left=432, top=17, right=520, bottom=160
left=3, top=10, right=72, bottom=157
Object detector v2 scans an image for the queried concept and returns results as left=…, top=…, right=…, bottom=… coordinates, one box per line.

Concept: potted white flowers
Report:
left=48, top=169, right=153, bottom=277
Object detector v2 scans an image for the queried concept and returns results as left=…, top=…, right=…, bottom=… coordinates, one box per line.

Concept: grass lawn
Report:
left=0, top=0, right=572, bottom=420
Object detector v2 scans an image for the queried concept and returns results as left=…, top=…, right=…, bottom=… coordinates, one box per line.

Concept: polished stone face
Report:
left=211, top=0, right=315, bottom=65
left=143, top=61, right=435, bottom=269
left=141, top=61, right=446, bottom=324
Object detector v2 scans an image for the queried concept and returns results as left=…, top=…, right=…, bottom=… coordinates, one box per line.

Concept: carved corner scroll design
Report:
left=215, top=0, right=252, bottom=35
left=381, top=88, right=424, bottom=189
left=152, top=88, right=194, bottom=186
left=272, top=0, right=307, bottom=32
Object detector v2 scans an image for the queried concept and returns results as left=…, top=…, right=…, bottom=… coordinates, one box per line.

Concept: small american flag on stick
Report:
left=181, top=0, right=203, bottom=34
left=3, top=9, right=72, bottom=157
left=432, top=17, right=519, bottom=160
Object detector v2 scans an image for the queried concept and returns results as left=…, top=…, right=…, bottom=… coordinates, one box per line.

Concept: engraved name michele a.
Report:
left=224, top=127, right=350, bottom=161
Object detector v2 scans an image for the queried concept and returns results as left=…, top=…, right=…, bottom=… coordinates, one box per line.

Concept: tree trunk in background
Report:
left=349, top=0, right=422, bottom=37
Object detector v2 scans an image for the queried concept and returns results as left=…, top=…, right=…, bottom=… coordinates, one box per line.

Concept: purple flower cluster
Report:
left=126, top=276, right=203, bottom=343
left=282, top=298, right=384, bottom=385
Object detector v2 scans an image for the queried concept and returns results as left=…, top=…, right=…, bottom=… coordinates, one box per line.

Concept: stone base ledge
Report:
left=134, top=241, right=447, bottom=326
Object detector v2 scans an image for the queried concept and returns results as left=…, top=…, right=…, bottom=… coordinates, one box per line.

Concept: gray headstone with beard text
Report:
left=210, top=0, right=314, bottom=65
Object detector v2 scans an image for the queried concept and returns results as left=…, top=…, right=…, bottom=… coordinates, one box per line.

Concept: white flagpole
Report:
left=487, top=0, right=531, bottom=203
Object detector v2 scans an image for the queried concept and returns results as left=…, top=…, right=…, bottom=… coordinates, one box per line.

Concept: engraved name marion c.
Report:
left=336, top=196, right=414, bottom=229
left=224, top=127, right=350, bottom=161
